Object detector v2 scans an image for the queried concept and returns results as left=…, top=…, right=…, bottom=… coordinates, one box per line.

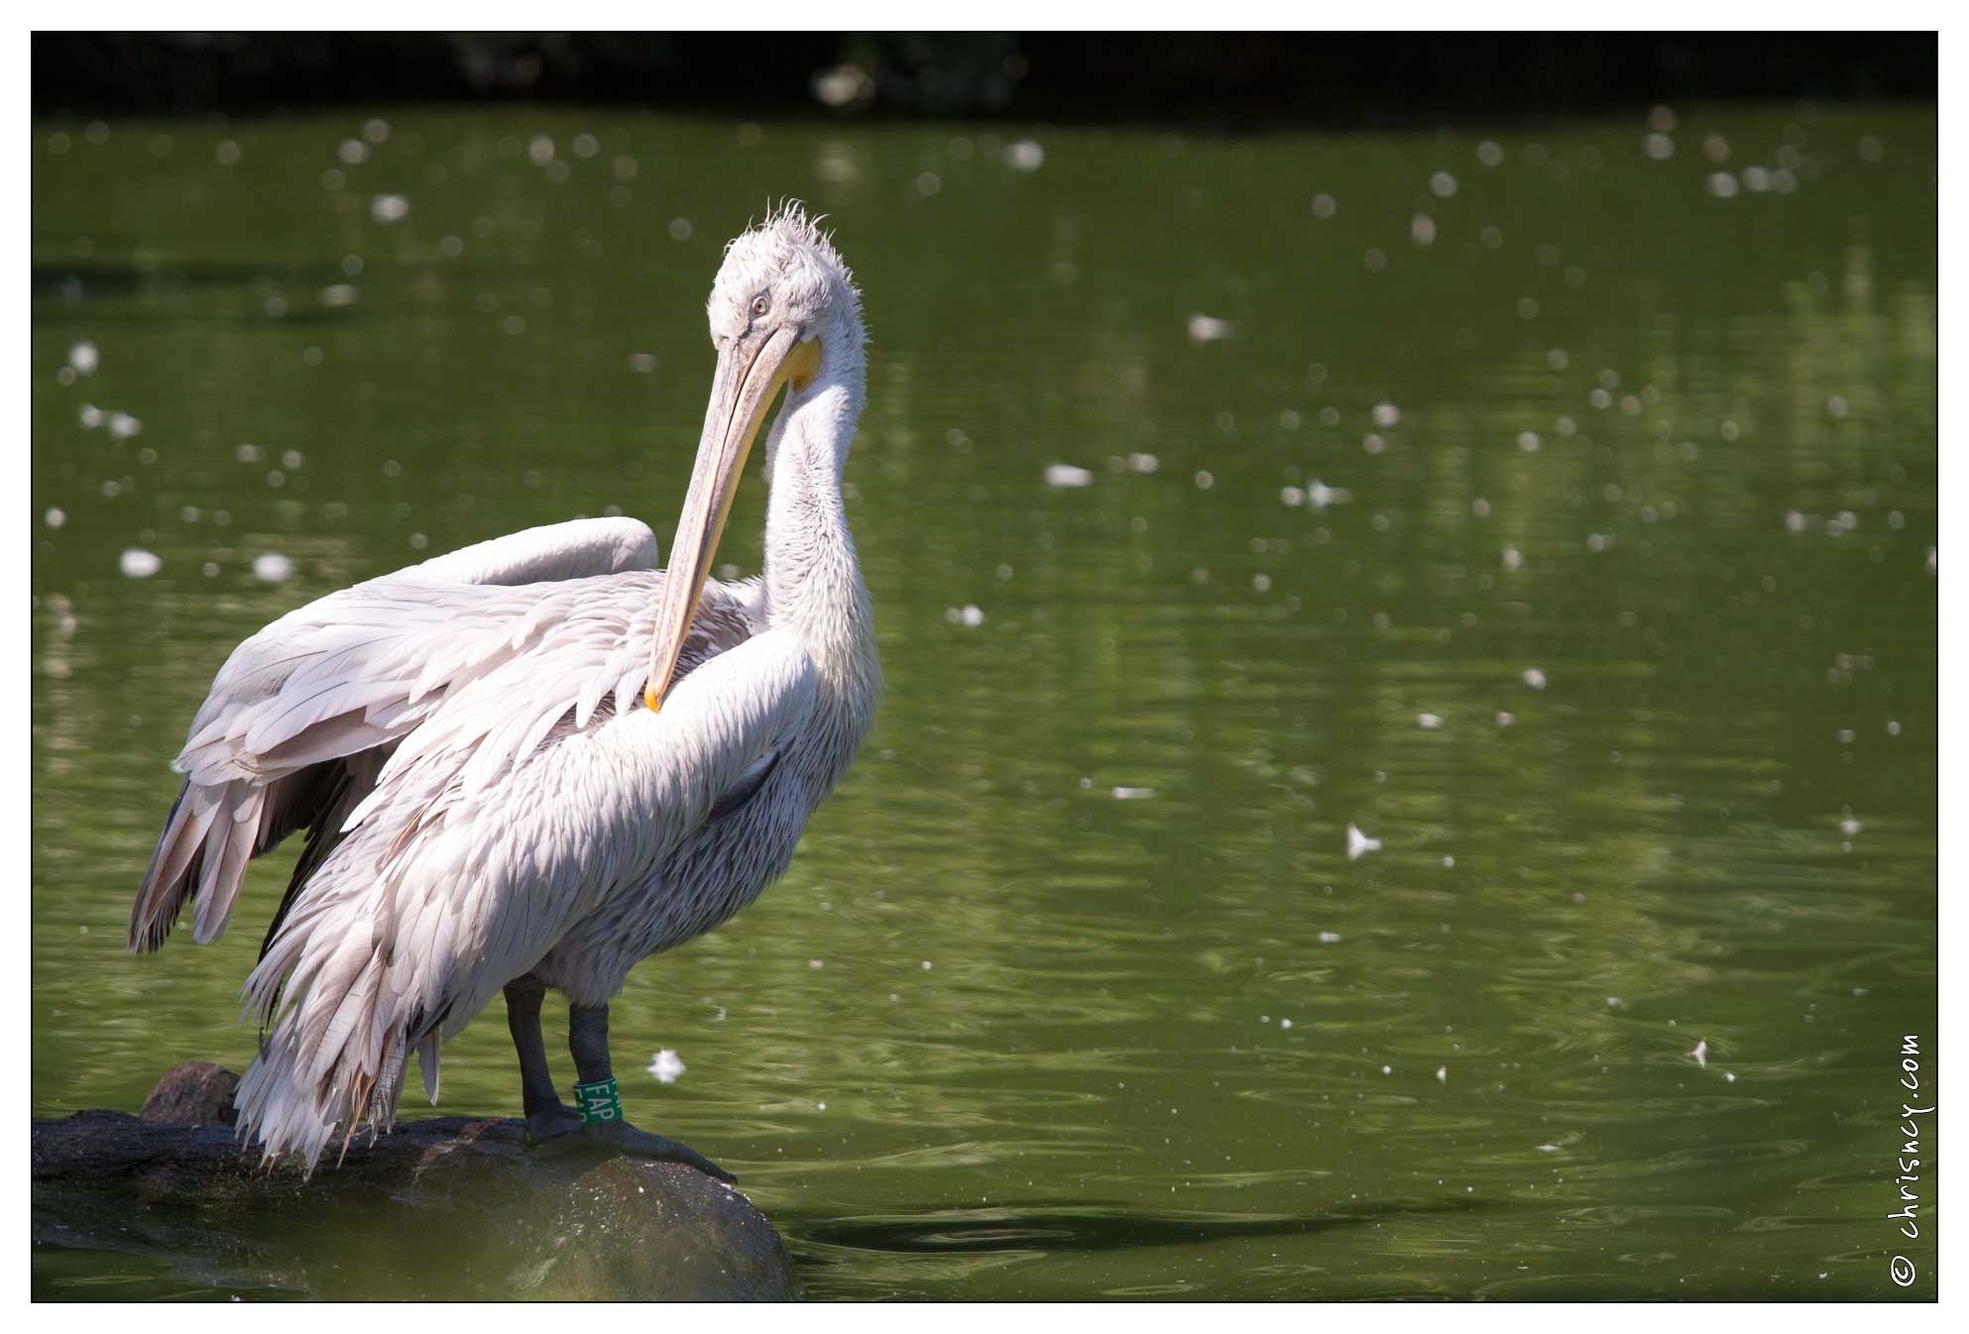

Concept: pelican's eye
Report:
left=750, top=294, right=771, bottom=319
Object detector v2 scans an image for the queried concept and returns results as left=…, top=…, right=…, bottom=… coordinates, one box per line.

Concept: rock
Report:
left=33, top=1067, right=801, bottom=1300
left=138, top=1061, right=239, bottom=1126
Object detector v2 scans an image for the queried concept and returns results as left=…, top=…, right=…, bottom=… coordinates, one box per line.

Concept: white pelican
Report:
left=128, top=205, right=880, bottom=1176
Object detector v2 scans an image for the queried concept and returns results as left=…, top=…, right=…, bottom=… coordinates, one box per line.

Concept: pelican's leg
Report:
left=565, top=1000, right=736, bottom=1182
left=504, top=974, right=583, bottom=1142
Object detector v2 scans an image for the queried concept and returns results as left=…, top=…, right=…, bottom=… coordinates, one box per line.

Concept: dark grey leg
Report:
left=504, top=974, right=581, bottom=1142
left=567, top=1001, right=614, bottom=1086
left=563, top=1000, right=735, bottom=1182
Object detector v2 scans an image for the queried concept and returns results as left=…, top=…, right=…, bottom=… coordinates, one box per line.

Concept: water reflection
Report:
left=787, top=1198, right=1496, bottom=1299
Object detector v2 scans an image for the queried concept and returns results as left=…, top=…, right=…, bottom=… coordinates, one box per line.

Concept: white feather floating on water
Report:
left=1304, top=480, right=1351, bottom=512
left=1186, top=313, right=1234, bottom=344
left=1003, top=139, right=1045, bottom=172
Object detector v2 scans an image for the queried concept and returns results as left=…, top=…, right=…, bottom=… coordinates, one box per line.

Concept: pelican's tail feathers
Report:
left=417, top=1029, right=442, bottom=1105
left=234, top=870, right=441, bottom=1174
left=369, top=1025, right=410, bottom=1133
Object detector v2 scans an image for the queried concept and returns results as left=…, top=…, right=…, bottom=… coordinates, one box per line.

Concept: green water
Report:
left=31, top=104, right=1937, bottom=1300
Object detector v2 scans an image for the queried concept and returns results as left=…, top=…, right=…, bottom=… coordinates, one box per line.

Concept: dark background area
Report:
left=34, top=32, right=1936, bottom=125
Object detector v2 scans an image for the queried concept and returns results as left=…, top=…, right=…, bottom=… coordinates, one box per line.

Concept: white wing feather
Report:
left=129, top=518, right=669, bottom=951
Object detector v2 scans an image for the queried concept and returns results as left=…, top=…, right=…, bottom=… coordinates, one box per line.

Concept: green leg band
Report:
left=573, top=1077, right=622, bottom=1124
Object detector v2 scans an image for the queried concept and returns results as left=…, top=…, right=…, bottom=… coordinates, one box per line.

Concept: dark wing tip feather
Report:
left=128, top=782, right=198, bottom=953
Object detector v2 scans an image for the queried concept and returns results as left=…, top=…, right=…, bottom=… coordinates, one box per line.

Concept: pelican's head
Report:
left=706, top=204, right=864, bottom=372
left=646, top=205, right=864, bottom=710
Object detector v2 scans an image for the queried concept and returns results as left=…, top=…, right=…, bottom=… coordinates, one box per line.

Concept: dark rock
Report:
left=138, top=1061, right=239, bottom=1126
left=33, top=1070, right=801, bottom=1300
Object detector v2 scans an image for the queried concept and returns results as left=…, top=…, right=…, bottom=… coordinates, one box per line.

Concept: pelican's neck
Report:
left=761, top=362, right=878, bottom=720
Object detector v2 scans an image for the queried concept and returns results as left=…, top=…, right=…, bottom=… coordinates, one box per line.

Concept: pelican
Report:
left=128, top=205, right=879, bottom=1177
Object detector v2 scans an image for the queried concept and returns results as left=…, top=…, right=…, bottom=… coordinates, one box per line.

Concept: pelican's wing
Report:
left=127, top=518, right=692, bottom=952
left=401, top=516, right=657, bottom=586
left=235, top=621, right=814, bottom=1169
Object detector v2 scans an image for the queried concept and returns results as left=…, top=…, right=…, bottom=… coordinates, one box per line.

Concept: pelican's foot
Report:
left=522, top=1103, right=586, bottom=1145
left=530, top=1115, right=736, bottom=1183
left=596, top=1120, right=738, bottom=1183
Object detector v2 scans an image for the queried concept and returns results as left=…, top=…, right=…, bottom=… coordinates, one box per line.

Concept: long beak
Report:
left=646, top=325, right=821, bottom=710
